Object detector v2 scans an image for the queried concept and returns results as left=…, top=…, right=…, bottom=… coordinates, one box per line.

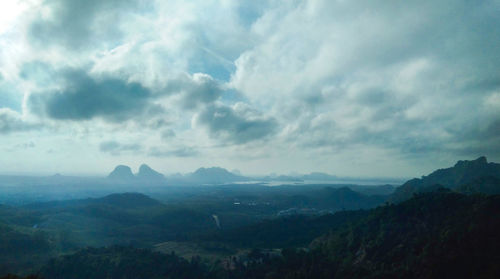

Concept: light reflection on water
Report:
left=232, top=179, right=405, bottom=187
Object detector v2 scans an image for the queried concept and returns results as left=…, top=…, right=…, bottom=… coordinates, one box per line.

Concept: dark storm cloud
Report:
left=195, top=104, right=278, bottom=144
left=28, top=0, right=145, bottom=50
left=27, top=69, right=157, bottom=121
left=99, top=140, right=142, bottom=156
left=22, top=60, right=229, bottom=123
left=446, top=118, right=500, bottom=158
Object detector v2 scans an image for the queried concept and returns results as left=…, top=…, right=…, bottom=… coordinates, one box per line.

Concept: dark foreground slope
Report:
left=239, top=191, right=500, bottom=279
left=39, top=246, right=212, bottom=279
left=201, top=210, right=368, bottom=248
left=34, top=191, right=500, bottom=279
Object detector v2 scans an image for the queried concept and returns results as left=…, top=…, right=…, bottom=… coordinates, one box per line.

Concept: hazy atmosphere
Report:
left=1, top=0, right=499, bottom=177
left=2, top=1, right=500, bottom=279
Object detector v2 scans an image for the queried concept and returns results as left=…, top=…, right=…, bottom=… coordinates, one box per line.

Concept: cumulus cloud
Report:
left=22, top=60, right=228, bottom=124
left=28, top=0, right=144, bottom=50
left=230, top=0, right=500, bottom=160
left=0, top=108, right=38, bottom=134
left=1, top=0, right=499, bottom=176
left=172, top=73, right=223, bottom=109
left=194, top=103, right=278, bottom=144
left=26, top=68, right=159, bottom=121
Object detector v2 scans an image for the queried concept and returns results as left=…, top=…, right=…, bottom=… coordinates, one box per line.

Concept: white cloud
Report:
left=0, top=107, right=38, bottom=133
left=0, top=0, right=499, bottom=176
left=230, top=0, right=500, bottom=165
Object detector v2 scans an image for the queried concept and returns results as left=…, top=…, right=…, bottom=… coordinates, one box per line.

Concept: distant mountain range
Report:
left=106, top=161, right=385, bottom=186
left=0, top=165, right=400, bottom=188
left=106, top=165, right=251, bottom=185
left=106, top=165, right=348, bottom=185
left=187, top=167, right=249, bottom=184
left=391, top=156, right=500, bottom=202
left=136, top=164, right=165, bottom=181
left=107, top=164, right=166, bottom=183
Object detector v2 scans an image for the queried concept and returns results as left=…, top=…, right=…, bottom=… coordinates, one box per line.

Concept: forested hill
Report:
left=391, top=156, right=500, bottom=202
left=238, top=191, right=500, bottom=279
left=15, top=191, right=500, bottom=279
left=39, top=246, right=211, bottom=279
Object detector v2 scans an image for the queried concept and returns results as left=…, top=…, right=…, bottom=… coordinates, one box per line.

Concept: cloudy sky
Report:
left=0, top=0, right=499, bottom=177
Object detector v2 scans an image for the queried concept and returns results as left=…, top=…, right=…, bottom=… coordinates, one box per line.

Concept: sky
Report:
left=0, top=0, right=499, bottom=177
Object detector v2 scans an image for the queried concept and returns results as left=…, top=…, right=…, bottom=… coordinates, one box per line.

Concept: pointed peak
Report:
left=137, top=164, right=164, bottom=180
left=139, top=164, right=153, bottom=171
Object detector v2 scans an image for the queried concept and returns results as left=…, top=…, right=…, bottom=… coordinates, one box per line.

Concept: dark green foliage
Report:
left=0, top=275, right=41, bottom=279
left=456, top=176, right=500, bottom=195
left=5, top=173, right=500, bottom=279
left=0, top=193, right=221, bottom=275
left=19, top=193, right=220, bottom=246
left=418, top=156, right=500, bottom=187
left=236, top=192, right=500, bottom=279
left=95, top=193, right=163, bottom=208
left=0, top=205, right=42, bottom=227
left=308, top=187, right=386, bottom=209
left=30, top=192, right=500, bottom=279
left=202, top=210, right=367, bottom=248
left=4, top=191, right=500, bottom=279
left=0, top=223, right=53, bottom=274
left=0, top=225, right=49, bottom=254
left=39, top=246, right=211, bottom=279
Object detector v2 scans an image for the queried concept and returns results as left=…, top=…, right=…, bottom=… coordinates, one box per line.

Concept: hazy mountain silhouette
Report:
left=187, top=167, right=249, bottom=184
left=107, top=165, right=135, bottom=181
left=391, top=156, right=500, bottom=202
left=136, top=164, right=165, bottom=182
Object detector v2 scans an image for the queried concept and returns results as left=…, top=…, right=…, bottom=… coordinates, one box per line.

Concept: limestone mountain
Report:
left=391, top=156, right=500, bottom=202
left=136, top=164, right=165, bottom=182
left=107, top=165, right=135, bottom=181
left=187, top=167, right=249, bottom=184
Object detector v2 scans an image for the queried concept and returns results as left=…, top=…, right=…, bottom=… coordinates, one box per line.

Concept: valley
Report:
left=0, top=157, right=499, bottom=278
